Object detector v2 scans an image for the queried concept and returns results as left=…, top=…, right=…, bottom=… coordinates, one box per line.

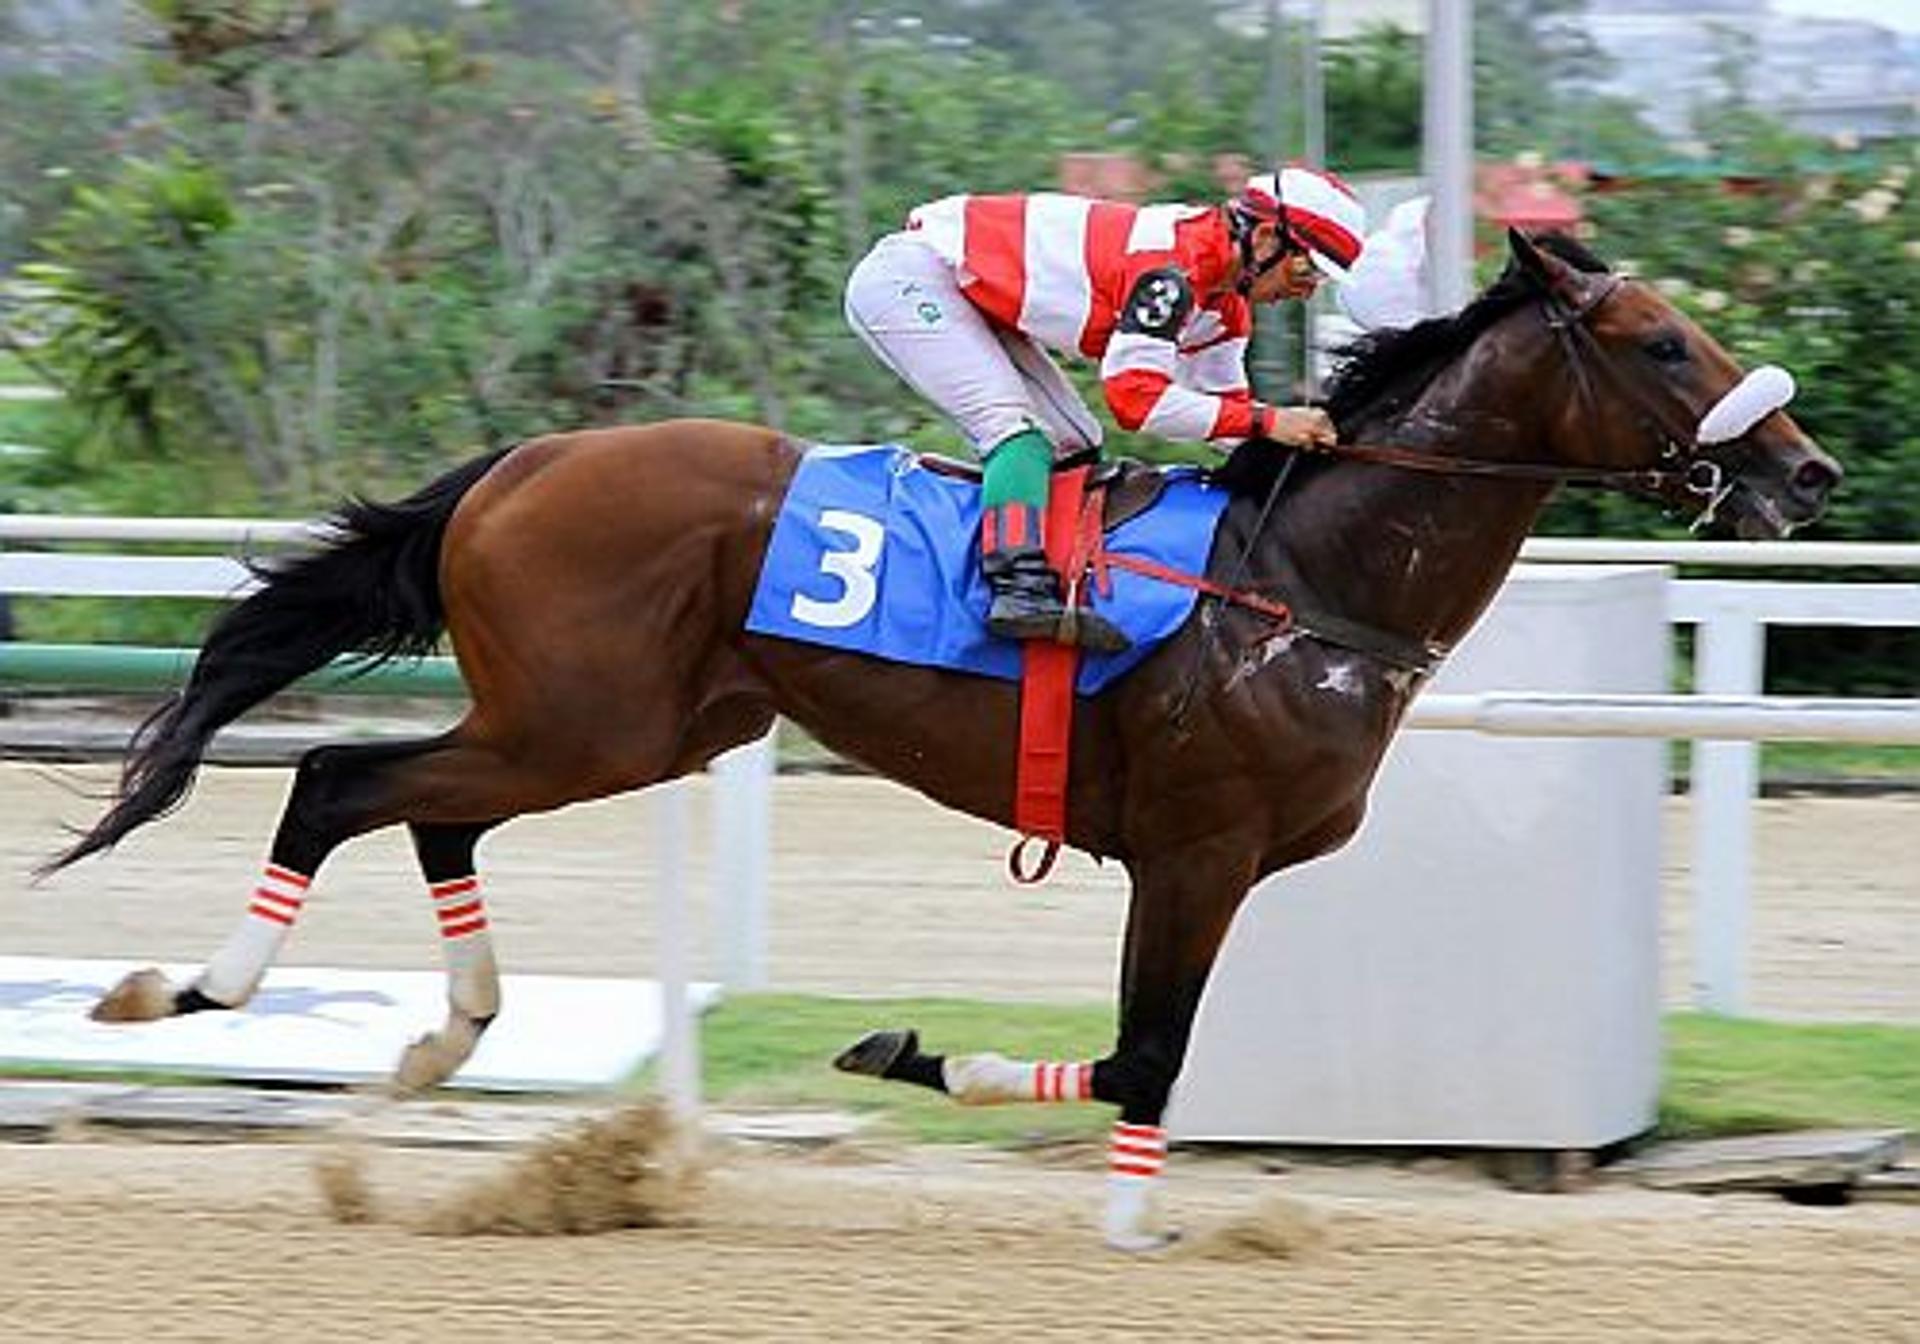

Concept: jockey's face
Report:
left=1243, top=221, right=1322, bottom=304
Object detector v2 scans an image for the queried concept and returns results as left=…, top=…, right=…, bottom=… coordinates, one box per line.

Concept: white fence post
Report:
left=650, top=780, right=700, bottom=1120
left=1691, top=609, right=1765, bottom=1015
left=711, top=731, right=774, bottom=989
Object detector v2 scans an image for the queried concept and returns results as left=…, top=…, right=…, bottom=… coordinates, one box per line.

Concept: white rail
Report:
left=1520, top=537, right=1920, bottom=567
left=1411, top=693, right=1920, bottom=743
left=0, top=516, right=315, bottom=545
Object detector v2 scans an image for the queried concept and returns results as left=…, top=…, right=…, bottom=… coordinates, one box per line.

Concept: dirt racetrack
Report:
left=3, top=1134, right=1918, bottom=1343
left=2, top=765, right=1918, bottom=1341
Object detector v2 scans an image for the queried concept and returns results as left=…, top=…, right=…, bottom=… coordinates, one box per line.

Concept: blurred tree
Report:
left=1324, top=23, right=1422, bottom=173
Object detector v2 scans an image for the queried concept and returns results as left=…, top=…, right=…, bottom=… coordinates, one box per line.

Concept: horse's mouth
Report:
left=1701, top=475, right=1825, bottom=541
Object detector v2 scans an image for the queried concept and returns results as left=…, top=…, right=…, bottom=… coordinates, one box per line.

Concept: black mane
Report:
left=1210, top=232, right=1612, bottom=499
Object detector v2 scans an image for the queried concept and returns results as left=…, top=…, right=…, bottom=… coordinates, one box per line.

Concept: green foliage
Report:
left=1325, top=25, right=1423, bottom=173
left=1541, top=148, right=1920, bottom=690
left=18, top=150, right=235, bottom=459
left=0, top=0, right=1913, bottom=689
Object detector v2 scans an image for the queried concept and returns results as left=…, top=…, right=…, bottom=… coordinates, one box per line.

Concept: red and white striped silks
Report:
left=904, top=194, right=1264, bottom=443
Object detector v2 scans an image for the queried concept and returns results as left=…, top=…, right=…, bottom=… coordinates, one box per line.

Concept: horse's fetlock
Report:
left=176, top=983, right=241, bottom=1014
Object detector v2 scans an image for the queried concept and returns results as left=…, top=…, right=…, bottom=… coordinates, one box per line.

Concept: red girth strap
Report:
left=1008, top=473, right=1291, bottom=885
left=1009, top=467, right=1091, bottom=884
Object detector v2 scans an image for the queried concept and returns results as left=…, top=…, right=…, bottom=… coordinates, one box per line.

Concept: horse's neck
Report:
left=1263, top=345, right=1560, bottom=653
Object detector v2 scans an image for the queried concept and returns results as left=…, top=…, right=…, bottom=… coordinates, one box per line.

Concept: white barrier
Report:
left=1173, top=564, right=1670, bottom=1148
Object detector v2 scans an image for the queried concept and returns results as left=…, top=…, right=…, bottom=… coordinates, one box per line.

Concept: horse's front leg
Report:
left=1089, top=843, right=1254, bottom=1250
left=836, top=840, right=1256, bottom=1252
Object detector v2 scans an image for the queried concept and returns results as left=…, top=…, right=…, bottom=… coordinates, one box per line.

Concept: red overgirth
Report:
left=1008, top=469, right=1292, bottom=884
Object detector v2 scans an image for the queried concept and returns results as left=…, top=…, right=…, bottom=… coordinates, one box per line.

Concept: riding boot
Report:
left=980, top=503, right=1131, bottom=654
left=979, top=427, right=1130, bottom=654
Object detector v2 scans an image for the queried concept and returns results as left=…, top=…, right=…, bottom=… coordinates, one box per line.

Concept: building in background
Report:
left=1578, top=0, right=1916, bottom=142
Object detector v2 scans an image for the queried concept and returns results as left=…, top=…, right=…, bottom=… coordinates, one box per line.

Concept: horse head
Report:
left=1508, top=228, right=1841, bottom=539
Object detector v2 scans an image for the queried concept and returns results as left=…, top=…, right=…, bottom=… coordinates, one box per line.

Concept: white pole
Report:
left=1423, top=0, right=1474, bottom=313
left=1408, top=692, right=1920, bottom=742
left=650, top=779, right=700, bottom=1119
left=1691, top=613, right=1765, bottom=1015
left=712, top=731, right=775, bottom=989
left=1302, top=0, right=1327, bottom=399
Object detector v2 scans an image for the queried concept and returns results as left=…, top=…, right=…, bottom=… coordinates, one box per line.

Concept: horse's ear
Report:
left=1509, top=228, right=1562, bottom=286
left=1508, top=227, right=1600, bottom=309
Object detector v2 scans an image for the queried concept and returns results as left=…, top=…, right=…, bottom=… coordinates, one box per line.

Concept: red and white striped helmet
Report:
left=1233, top=166, right=1368, bottom=281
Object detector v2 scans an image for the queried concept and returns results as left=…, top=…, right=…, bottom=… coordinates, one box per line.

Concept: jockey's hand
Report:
left=1255, top=403, right=1339, bottom=451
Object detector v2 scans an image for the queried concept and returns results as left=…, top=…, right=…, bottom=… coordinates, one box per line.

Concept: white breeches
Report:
left=844, top=233, right=1103, bottom=458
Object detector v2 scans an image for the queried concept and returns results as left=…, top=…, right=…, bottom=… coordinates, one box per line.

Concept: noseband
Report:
left=1317, top=272, right=1742, bottom=526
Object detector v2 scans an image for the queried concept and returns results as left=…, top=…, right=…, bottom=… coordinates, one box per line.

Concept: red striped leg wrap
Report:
left=431, top=875, right=489, bottom=940
left=247, top=864, right=310, bottom=927
left=1108, top=1122, right=1168, bottom=1180
left=1032, top=1060, right=1095, bottom=1103
left=200, top=863, right=312, bottom=1004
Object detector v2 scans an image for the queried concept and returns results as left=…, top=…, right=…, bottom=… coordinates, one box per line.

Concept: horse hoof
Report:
left=391, top=1018, right=481, bottom=1094
left=833, top=1028, right=918, bottom=1078
left=89, top=968, right=179, bottom=1023
left=1105, top=1228, right=1181, bottom=1255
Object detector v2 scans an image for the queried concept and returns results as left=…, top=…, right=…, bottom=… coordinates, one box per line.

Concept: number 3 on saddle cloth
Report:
left=746, top=443, right=1237, bottom=881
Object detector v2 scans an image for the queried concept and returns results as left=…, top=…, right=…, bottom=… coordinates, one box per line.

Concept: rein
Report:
left=1312, top=273, right=1737, bottom=521
left=1158, top=265, right=1726, bottom=687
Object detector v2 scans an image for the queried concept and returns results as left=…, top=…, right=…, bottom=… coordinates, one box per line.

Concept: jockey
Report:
left=844, top=165, right=1367, bottom=653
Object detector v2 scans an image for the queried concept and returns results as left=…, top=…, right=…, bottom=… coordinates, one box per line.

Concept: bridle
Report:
left=1173, top=267, right=1759, bottom=703
left=1313, top=271, right=1747, bottom=528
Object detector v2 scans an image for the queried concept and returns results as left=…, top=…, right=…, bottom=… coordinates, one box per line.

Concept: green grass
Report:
left=1659, top=1013, right=1920, bottom=1138
left=654, top=994, right=1920, bottom=1145
left=1758, top=742, right=1920, bottom=784
left=654, top=993, right=1115, bottom=1144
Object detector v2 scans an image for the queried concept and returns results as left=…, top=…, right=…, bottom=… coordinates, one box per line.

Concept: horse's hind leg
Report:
left=93, top=733, right=582, bottom=1036
left=391, top=819, right=505, bottom=1091
left=91, top=735, right=454, bottom=1024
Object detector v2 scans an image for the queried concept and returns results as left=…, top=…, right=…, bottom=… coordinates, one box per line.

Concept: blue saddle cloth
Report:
left=745, top=444, right=1230, bottom=695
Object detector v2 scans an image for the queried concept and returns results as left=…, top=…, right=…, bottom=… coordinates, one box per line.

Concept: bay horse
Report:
left=52, top=231, right=1836, bottom=1250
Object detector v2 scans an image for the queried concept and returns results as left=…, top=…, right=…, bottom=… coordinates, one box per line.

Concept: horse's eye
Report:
left=1644, top=334, right=1689, bottom=364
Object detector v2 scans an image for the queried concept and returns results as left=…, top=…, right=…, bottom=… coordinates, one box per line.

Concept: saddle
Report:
left=918, top=452, right=1170, bottom=534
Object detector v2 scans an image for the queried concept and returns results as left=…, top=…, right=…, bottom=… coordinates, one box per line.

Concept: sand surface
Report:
left=3, top=1135, right=1918, bottom=1343
left=3, top=766, right=1916, bottom=1341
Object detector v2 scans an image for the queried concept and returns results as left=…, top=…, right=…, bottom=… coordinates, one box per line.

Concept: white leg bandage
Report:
left=1103, top=1121, right=1171, bottom=1252
left=197, top=864, right=310, bottom=1005
left=393, top=874, right=501, bottom=1092
left=430, top=875, right=500, bottom=1020
left=942, top=1052, right=1095, bottom=1105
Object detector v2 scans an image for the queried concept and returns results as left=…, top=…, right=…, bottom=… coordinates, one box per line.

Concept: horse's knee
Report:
left=1091, top=1045, right=1181, bottom=1123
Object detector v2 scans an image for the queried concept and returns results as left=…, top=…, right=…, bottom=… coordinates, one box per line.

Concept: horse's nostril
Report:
left=1793, top=460, right=1840, bottom=497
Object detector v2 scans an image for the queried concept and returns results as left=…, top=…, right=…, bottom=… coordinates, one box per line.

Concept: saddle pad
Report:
left=745, top=443, right=1230, bottom=695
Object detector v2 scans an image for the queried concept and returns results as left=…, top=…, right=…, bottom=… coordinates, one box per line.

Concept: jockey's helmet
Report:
left=1229, top=165, right=1368, bottom=283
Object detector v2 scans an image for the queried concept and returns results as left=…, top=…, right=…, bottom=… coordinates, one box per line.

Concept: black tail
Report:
left=46, top=447, right=511, bottom=874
